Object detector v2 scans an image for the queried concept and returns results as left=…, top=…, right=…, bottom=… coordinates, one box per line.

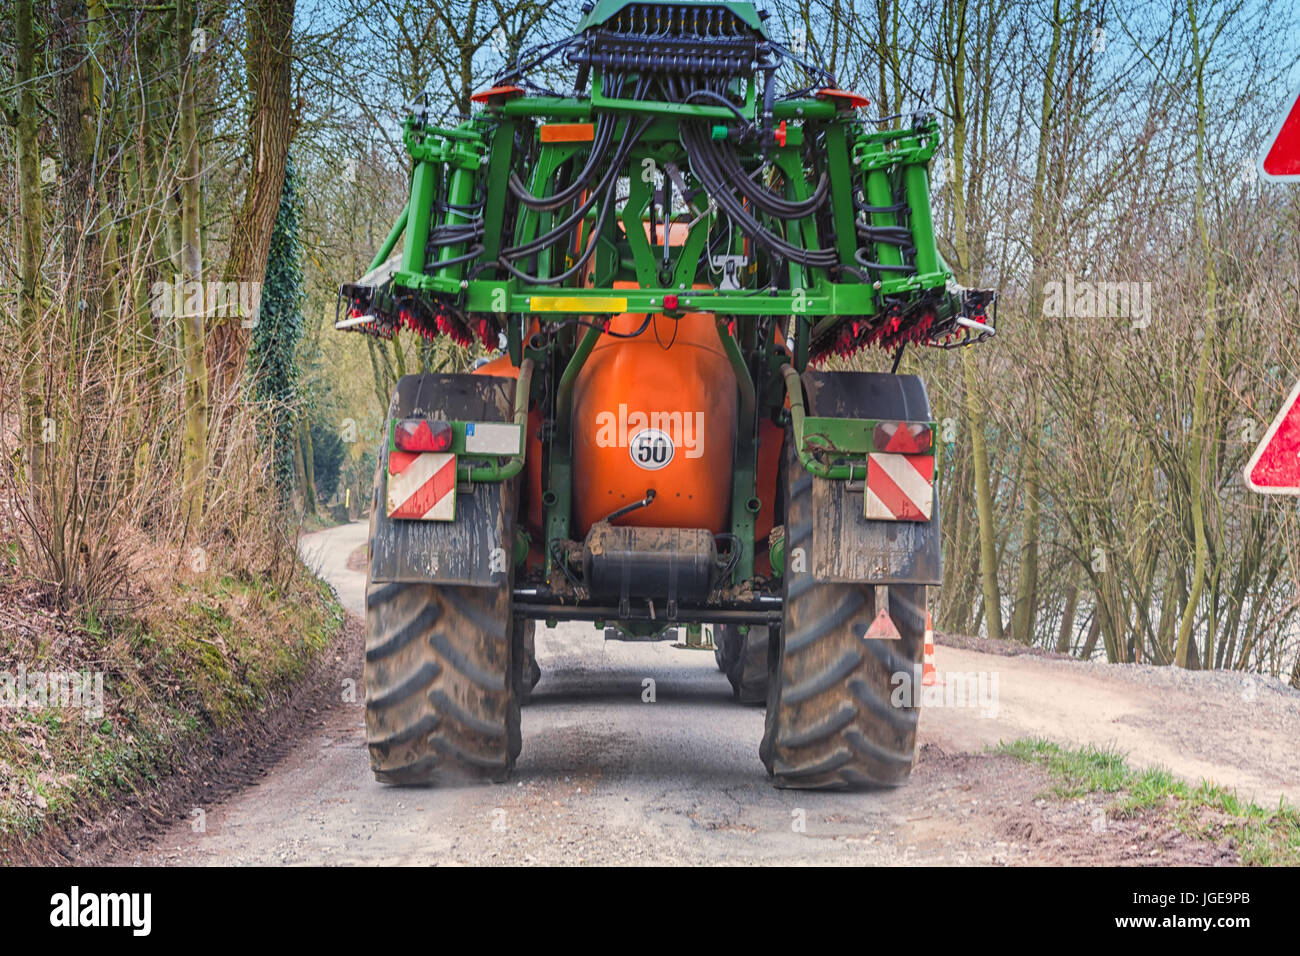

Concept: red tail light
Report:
left=393, top=418, right=453, bottom=452
left=873, top=421, right=933, bottom=454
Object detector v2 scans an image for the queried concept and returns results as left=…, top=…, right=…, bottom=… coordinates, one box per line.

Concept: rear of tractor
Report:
left=339, top=0, right=995, bottom=789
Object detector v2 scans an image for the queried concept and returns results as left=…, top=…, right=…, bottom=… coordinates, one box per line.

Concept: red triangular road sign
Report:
left=1259, top=87, right=1300, bottom=181
left=1245, top=378, right=1300, bottom=495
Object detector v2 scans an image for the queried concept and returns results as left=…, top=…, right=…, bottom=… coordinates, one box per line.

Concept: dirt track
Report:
left=100, top=521, right=1300, bottom=866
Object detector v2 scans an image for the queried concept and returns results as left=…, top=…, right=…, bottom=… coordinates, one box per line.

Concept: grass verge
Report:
left=0, top=560, right=345, bottom=855
left=999, top=738, right=1300, bottom=866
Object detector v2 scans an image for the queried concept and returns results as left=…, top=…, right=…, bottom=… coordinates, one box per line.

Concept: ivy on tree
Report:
left=247, top=154, right=304, bottom=503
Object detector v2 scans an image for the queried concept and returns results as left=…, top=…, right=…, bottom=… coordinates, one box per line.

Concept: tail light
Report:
left=873, top=421, right=933, bottom=454
left=393, top=418, right=453, bottom=452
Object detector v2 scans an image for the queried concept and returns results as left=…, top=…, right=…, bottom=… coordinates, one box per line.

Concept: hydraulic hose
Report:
left=499, top=115, right=653, bottom=284
left=680, top=120, right=837, bottom=269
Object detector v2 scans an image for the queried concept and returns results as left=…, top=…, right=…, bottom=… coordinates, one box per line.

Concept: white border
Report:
left=1258, top=85, right=1300, bottom=183
left=1244, top=377, right=1300, bottom=495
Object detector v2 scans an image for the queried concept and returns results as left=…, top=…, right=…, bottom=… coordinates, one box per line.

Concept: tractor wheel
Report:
left=363, top=372, right=524, bottom=785
left=512, top=616, right=541, bottom=705
left=714, top=624, right=769, bottom=705
left=364, top=578, right=520, bottom=784
left=760, top=451, right=925, bottom=789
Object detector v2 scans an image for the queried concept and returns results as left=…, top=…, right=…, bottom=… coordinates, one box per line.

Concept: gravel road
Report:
left=106, top=521, right=1300, bottom=866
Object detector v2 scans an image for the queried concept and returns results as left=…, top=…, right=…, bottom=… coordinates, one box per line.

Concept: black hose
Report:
left=712, top=144, right=831, bottom=219
left=501, top=125, right=632, bottom=258
left=681, top=88, right=750, bottom=124
left=499, top=116, right=654, bottom=284
left=679, top=119, right=837, bottom=269
left=500, top=80, right=646, bottom=261
left=426, top=244, right=485, bottom=269
left=507, top=119, right=615, bottom=211
left=855, top=221, right=913, bottom=245
left=599, top=489, right=656, bottom=524
left=679, top=76, right=831, bottom=220
left=506, top=73, right=631, bottom=213
left=854, top=247, right=914, bottom=273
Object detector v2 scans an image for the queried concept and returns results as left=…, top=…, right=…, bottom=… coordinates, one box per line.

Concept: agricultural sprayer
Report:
left=338, top=0, right=995, bottom=789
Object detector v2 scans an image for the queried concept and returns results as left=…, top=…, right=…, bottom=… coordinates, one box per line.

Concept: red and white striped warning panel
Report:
left=387, top=451, right=457, bottom=521
left=864, top=453, right=934, bottom=521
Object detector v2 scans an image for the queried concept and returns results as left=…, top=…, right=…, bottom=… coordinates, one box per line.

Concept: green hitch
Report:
left=769, top=525, right=785, bottom=576
left=714, top=318, right=755, bottom=428
left=555, top=324, right=603, bottom=443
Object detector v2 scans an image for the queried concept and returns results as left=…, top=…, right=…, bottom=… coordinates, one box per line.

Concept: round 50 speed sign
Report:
left=629, top=428, right=675, bottom=470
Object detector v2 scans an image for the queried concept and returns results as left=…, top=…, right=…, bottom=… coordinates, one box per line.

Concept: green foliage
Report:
left=310, top=420, right=345, bottom=502
left=247, top=154, right=305, bottom=501
left=999, top=738, right=1300, bottom=865
left=997, top=738, right=1130, bottom=797
left=0, top=566, right=344, bottom=847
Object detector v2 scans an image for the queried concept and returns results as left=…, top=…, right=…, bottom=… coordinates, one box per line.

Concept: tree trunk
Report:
left=1079, top=612, right=1101, bottom=660
left=1056, top=577, right=1079, bottom=653
left=964, top=352, right=1003, bottom=639
left=298, top=414, right=317, bottom=516
left=178, top=0, right=208, bottom=530
left=210, top=0, right=297, bottom=401
left=1174, top=0, right=1216, bottom=669
left=291, top=416, right=308, bottom=514
left=15, top=0, right=46, bottom=505
left=1009, top=0, right=1065, bottom=646
left=52, top=0, right=105, bottom=355
left=942, top=0, right=1003, bottom=641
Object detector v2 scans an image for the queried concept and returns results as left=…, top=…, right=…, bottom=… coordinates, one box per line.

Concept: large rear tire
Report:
left=363, top=372, right=523, bottom=786
left=760, top=444, right=925, bottom=790
left=714, top=624, right=769, bottom=705
left=364, top=578, right=520, bottom=784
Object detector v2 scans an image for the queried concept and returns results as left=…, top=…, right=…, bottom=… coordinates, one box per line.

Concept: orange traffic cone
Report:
left=921, top=611, right=940, bottom=686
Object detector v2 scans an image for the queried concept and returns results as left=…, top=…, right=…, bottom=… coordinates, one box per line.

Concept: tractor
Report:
left=338, top=0, right=995, bottom=789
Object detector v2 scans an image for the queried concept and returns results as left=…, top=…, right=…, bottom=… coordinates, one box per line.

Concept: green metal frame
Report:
left=348, top=29, right=969, bottom=592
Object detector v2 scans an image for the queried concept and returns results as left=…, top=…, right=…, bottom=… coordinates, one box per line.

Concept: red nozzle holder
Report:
left=774, top=120, right=787, bottom=147
left=663, top=293, right=679, bottom=311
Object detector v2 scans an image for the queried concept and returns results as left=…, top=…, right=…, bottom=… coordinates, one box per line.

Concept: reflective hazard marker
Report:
left=864, top=607, right=902, bottom=640
left=387, top=451, right=457, bottom=520
left=864, top=453, right=934, bottom=521
left=1244, top=378, right=1300, bottom=495
left=1259, top=86, right=1300, bottom=181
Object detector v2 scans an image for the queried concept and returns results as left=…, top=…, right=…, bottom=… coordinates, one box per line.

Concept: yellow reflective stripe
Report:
left=529, top=295, right=627, bottom=313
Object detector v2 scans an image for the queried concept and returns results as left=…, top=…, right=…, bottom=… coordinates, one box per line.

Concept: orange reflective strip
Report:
left=540, top=123, right=595, bottom=143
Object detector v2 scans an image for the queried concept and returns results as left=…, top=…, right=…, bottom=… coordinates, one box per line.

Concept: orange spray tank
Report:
left=571, top=287, right=737, bottom=536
